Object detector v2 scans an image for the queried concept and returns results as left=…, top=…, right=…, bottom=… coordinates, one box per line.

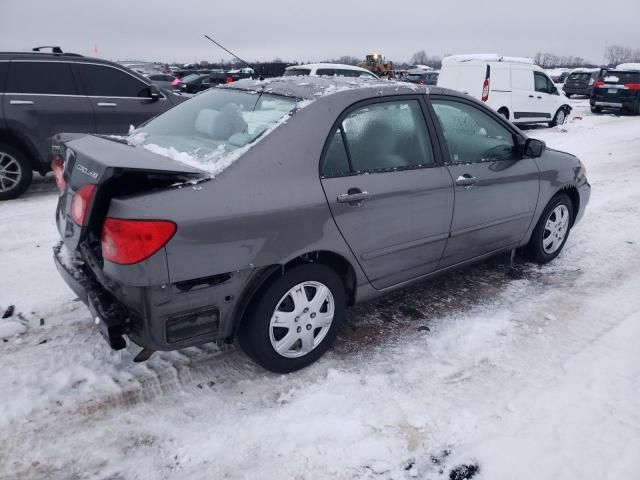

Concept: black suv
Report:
left=0, top=48, right=187, bottom=200
left=562, top=69, right=600, bottom=97
left=590, top=66, right=640, bottom=115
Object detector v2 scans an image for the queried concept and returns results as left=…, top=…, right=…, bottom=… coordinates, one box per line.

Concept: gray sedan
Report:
left=53, top=77, right=590, bottom=373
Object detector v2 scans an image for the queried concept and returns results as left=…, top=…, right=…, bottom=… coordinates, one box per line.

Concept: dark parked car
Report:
left=590, top=66, right=640, bottom=114
left=405, top=71, right=439, bottom=85
left=146, top=73, right=177, bottom=90
left=0, top=48, right=186, bottom=200
left=562, top=69, right=600, bottom=97
left=52, top=77, right=590, bottom=373
left=178, top=73, right=212, bottom=93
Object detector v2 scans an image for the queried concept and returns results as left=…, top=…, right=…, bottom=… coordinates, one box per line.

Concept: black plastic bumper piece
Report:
left=53, top=242, right=128, bottom=350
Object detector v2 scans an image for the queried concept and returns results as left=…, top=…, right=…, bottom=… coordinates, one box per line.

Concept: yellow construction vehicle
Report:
left=359, top=53, right=394, bottom=78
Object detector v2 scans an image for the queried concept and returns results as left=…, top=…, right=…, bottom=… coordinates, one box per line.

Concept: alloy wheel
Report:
left=543, top=205, right=570, bottom=254
left=0, top=152, right=22, bottom=193
left=269, top=281, right=335, bottom=358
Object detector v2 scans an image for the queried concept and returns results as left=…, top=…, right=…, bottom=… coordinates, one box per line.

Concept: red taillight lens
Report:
left=101, top=218, right=177, bottom=265
left=225, top=76, right=233, bottom=84
left=624, top=83, right=640, bottom=90
left=51, top=154, right=66, bottom=191
left=70, top=184, right=97, bottom=226
left=594, top=81, right=605, bottom=88
left=481, top=78, right=490, bottom=102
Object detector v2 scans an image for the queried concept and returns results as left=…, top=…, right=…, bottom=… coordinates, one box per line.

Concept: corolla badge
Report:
left=75, top=164, right=99, bottom=179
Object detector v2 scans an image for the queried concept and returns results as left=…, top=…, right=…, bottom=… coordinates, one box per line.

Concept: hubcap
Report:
left=556, top=110, right=566, bottom=125
left=269, top=281, right=335, bottom=358
left=543, top=205, right=569, bottom=254
left=0, top=152, right=22, bottom=193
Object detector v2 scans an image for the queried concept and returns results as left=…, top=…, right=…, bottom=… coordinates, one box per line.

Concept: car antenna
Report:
left=203, top=34, right=263, bottom=80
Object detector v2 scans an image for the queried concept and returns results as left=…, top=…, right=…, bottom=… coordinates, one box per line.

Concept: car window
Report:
left=324, top=100, right=434, bottom=174
left=316, top=68, right=336, bottom=76
left=431, top=99, right=518, bottom=164
left=283, top=68, right=311, bottom=76
left=0, top=62, right=8, bottom=92
left=534, top=72, right=551, bottom=93
left=322, top=128, right=351, bottom=177
left=7, top=61, right=77, bottom=95
left=359, top=71, right=377, bottom=78
left=76, top=63, right=150, bottom=97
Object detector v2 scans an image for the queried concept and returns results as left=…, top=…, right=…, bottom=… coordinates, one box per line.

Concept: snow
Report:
left=0, top=320, right=26, bottom=338
left=443, top=54, right=534, bottom=64
left=615, top=63, right=640, bottom=71
left=1, top=98, right=640, bottom=479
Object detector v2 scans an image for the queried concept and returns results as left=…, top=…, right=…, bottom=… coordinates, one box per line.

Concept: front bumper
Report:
left=574, top=179, right=591, bottom=226
left=53, top=241, right=254, bottom=352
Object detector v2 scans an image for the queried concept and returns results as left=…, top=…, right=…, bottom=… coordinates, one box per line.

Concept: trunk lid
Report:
left=54, top=133, right=204, bottom=254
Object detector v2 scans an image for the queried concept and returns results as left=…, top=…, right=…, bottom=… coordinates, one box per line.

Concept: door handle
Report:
left=537, top=96, right=542, bottom=99
left=528, top=95, right=534, bottom=98
left=337, top=189, right=370, bottom=206
left=455, top=174, right=477, bottom=188
left=97, top=102, right=118, bottom=107
left=9, top=100, right=34, bottom=105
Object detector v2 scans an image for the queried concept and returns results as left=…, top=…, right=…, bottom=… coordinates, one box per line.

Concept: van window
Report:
left=431, top=99, right=518, bottom=164
left=534, top=72, right=553, bottom=94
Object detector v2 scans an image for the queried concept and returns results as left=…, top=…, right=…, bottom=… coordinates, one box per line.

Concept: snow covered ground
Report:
left=1, top=98, right=639, bottom=480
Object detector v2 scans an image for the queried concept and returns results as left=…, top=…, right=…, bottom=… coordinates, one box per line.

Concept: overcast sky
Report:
left=1, top=0, right=638, bottom=64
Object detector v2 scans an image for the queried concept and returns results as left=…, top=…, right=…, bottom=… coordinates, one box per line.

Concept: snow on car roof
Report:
left=221, top=76, right=434, bottom=101
left=615, top=63, right=640, bottom=72
left=285, top=63, right=370, bottom=72
left=443, top=54, right=534, bottom=64
left=570, top=68, right=600, bottom=73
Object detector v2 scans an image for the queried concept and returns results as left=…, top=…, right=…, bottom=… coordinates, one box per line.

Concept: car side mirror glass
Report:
left=148, top=84, right=161, bottom=101
left=525, top=138, right=545, bottom=157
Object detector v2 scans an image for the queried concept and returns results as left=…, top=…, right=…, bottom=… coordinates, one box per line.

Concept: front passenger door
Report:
left=429, top=97, right=540, bottom=267
left=74, top=63, right=168, bottom=135
left=320, top=98, right=454, bottom=289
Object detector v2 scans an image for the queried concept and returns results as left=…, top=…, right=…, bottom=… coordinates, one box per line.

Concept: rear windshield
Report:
left=602, top=71, right=640, bottom=83
left=568, top=73, right=594, bottom=81
left=283, top=68, right=311, bottom=76
left=130, top=88, right=297, bottom=173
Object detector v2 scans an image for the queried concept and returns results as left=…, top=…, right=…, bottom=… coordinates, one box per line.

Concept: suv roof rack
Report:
left=31, top=46, right=83, bottom=57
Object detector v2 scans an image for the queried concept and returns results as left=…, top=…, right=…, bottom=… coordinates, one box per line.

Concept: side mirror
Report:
left=149, top=84, right=161, bottom=101
left=525, top=138, right=545, bottom=158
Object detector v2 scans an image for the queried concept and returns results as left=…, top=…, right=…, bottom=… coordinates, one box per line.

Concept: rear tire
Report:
left=590, top=105, right=602, bottom=114
left=238, top=264, right=346, bottom=373
left=526, top=193, right=573, bottom=264
left=497, top=108, right=509, bottom=121
left=0, top=143, right=33, bottom=201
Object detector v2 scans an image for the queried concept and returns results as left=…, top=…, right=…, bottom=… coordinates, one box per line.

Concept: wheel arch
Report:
left=497, top=106, right=510, bottom=119
left=231, top=250, right=358, bottom=339
left=0, top=128, right=41, bottom=172
left=560, top=185, right=580, bottom=226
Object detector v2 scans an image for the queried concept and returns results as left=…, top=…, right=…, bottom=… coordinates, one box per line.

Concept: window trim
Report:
left=424, top=94, right=526, bottom=166
left=319, top=95, right=442, bottom=179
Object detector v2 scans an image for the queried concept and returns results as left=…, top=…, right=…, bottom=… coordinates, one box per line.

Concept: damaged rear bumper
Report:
left=53, top=241, right=255, bottom=352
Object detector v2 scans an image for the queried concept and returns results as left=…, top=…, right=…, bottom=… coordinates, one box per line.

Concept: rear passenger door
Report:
left=320, top=97, right=454, bottom=289
left=74, top=63, right=169, bottom=135
left=3, top=60, right=95, bottom=164
left=428, top=97, right=540, bottom=266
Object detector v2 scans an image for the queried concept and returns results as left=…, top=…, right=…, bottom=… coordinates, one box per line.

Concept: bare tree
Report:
left=605, top=45, right=634, bottom=66
left=410, top=50, right=429, bottom=65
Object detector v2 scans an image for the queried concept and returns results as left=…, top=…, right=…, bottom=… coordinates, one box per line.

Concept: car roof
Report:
left=222, top=75, right=457, bottom=101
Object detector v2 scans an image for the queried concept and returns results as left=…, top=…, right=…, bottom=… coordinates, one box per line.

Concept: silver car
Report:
left=53, top=77, right=591, bottom=372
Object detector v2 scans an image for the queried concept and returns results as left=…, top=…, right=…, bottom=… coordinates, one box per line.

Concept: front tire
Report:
left=590, top=105, right=602, bottom=114
left=526, top=193, right=573, bottom=264
left=549, top=108, right=567, bottom=127
left=238, top=264, right=346, bottom=373
left=0, top=143, right=32, bottom=200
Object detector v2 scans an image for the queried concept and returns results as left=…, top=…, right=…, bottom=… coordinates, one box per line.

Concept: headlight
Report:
left=578, top=162, right=587, bottom=179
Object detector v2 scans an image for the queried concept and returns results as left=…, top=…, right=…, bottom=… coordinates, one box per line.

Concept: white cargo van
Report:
left=437, top=54, right=571, bottom=127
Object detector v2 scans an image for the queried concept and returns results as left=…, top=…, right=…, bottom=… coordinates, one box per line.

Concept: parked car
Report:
left=590, top=64, right=640, bottom=114
left=0, top=48, right=187, bottom=200
left=562, top=68, right=600, bottom=97
left=177, top=73, right=211, bottom=93
left=52, top=76, right=590, bottom=373
left=146, top=73, right=176, bottom=90
left=283, top=63, right=379, bottom=79
left=438, top=54, right=571, bottom=126
left=405, top=70, right=439, bottom=85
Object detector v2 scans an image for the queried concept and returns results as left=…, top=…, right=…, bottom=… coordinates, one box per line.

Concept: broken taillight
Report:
left=101, top=218, right=177, bottom=265
left=70, top=184, right=97, bottom=226
left=51, top=154, right=66, bottom=191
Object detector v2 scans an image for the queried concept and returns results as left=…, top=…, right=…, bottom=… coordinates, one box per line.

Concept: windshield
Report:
left=129, top=88, right=297, bottom=171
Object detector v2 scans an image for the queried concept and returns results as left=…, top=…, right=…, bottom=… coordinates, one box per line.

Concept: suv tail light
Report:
left=481, top=78, right=490, bottom=102
left=594, top=81, right=605, bottom=88
left=101, top=218, right=177, bottom=265
left=624, top=83, right=640, bottom=90
left=51, top=154, right=66, bottom=191
left=70, top=184, right=97, bottom=225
